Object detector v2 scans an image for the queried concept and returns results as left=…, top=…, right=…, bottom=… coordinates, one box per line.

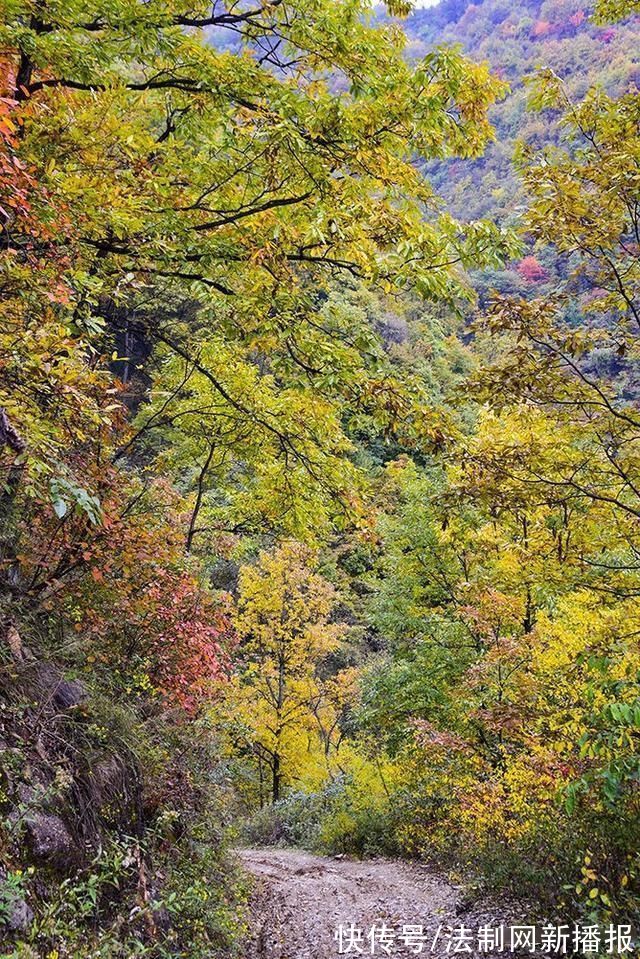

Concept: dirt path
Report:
left=238, top=848, right=509, bottom=958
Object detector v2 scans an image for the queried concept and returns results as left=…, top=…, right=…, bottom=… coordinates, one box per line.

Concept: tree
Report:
left=593, top=0, right=640, bottom=21
left=370, top=27, right=640, bottom=914
left=474, top=72, right=640, bottom=529
left=217, top=542, right=345, bottom=804
left=516, top=255, right=547, bottom=282
left=523, top=79, right=639, bottom=332
left=0, top=0, right=517, bottom=542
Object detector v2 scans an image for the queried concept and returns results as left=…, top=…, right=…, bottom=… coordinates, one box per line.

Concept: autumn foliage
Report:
left=516, top=255, right=548, bottom=282
left=1, top=0, right=640, bottom=953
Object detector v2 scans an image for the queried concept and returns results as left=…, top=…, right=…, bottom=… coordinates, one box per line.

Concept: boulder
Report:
left=52, top=678, right=88, bottom=710
left=5, top=895, right=34, bottom=933
left=25, top=812, right=76, bottom=865
left=32, top=662, right=88, bottom=710
left=0, top=869, right=34, bottom=934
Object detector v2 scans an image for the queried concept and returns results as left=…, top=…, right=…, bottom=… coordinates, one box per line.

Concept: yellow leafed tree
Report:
left=219, top=542, right=346, bottom=805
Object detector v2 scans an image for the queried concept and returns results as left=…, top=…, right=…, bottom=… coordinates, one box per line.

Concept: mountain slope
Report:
left=401, top=0, right=639, bottom=298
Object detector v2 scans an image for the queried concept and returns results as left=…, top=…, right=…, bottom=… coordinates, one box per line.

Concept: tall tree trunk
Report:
left=272, top=752, right=280, bottom=803
left=185, top=442, right=215, bottom=553
left=272, top=646, right=285, bottom=802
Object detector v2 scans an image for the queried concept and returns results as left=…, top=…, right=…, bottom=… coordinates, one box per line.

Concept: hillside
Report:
left=400, top=0, right=640, bottom=301
left=406, top=0, right=640, bottom=221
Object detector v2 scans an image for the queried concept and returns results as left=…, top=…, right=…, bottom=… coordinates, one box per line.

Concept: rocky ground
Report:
left=238, top=848, right=517, bottom=958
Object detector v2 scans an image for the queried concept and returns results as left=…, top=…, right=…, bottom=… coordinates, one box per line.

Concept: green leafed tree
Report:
left=1, top=0, right=517, bottom=540
left=593, top=0, right=640, bottom=22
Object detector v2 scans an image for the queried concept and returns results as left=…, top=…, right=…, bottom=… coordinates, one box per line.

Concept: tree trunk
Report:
left=272, top=752, right=281, bottom=803
left=0, top=408, right=26, bottom=594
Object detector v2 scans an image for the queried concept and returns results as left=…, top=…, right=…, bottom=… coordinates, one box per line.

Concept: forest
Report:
left=0, top=0, right=639, bottom=955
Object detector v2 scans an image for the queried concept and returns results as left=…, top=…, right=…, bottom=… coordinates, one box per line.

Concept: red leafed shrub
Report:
left=411, top=719, right=470, bottom=755
left=517, top=255, right=548, bottom=282
left=0, top=83, right=39, bottom=231
left=25, top=465, right=234, bottom=715
left=145, top=571, right=233, bottom=713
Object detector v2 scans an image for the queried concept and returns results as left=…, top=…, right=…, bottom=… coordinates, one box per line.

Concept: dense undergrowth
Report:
left=0, top=615, right=248, bottom=957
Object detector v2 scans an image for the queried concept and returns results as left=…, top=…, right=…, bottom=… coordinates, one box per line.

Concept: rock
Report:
left=6, top=895, right=34, bottom=933
left=0, top=869, right=34, bottom=934
left=52, top=678, right=88, bottom=710
left=32, top=662, right=88, bottom=710
left=5, top=624, right=25, bottom=662
left=26, top=812, right=76, bottom=864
